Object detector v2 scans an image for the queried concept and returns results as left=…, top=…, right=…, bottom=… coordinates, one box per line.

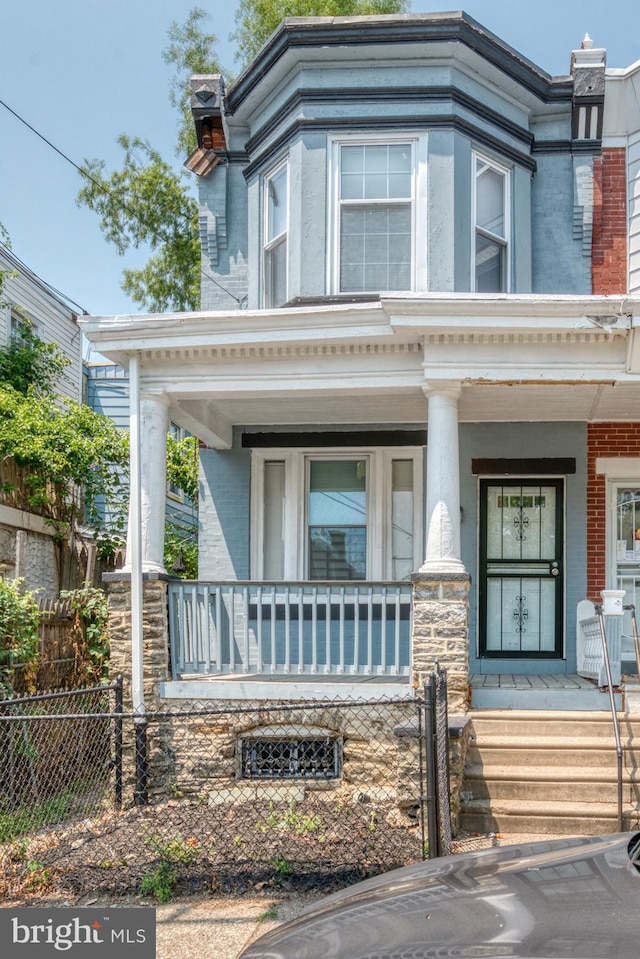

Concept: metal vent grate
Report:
left=241, top=737, right=340, bottom=780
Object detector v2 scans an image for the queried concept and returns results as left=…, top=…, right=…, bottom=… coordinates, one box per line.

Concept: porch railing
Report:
left=168, top=581, right=412, bottom=679
left=576, top=599, right=622, bottom=687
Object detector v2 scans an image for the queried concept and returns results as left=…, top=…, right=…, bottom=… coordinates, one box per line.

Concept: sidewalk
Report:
left=155, top=894, right=319, bottom=959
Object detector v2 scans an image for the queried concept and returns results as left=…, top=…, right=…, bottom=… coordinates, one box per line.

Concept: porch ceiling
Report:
left=170, top=382, right=640, bottom=444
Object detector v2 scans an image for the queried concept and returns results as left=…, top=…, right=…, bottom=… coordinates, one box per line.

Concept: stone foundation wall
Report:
left=105, top=573, right=469, bottom=836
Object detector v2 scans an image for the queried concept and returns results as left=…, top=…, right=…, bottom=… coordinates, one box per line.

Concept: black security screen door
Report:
left=479, top=479, right=563, bottom=658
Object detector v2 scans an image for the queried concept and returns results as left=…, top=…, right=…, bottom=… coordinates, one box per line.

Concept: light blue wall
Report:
left=531, top=154, right=592, bottom=294
left=197, top=31, right=592, bottom=309
left=459, top=422, right=588, bottom=674
left=199, top=442, right=251, bottom=580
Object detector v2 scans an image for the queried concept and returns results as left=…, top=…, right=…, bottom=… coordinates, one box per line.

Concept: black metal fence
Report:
left=0, top=671, right=452, bottom=901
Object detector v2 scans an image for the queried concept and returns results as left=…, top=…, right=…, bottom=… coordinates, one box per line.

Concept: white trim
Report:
left=160, top=679, right=414, bottom=701
left=262, top=158, right=289, bottom=308
left=471, top=150, right=511, bottom=293
left=595, top=457, right=640, bottom=478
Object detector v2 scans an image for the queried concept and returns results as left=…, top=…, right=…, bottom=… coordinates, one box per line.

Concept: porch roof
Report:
left=80, top=293, right=640, bottom=449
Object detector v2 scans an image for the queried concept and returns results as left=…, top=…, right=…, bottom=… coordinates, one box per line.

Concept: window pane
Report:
left=308, top=460, right=367, bottom=580
left=309, top=527, right=366, bottom=580
left=340, top=204, right=411, bottom=292
left=475, top=233, right=505, bottom=293
left=265, top=236, right=287, bottom=307
left=263, top=461, right=286, bottom=579
left=476, top=163, right=505, bottom=238
left=267, top=166, right=287, bottom=240
left=391, top=460, right=414, bottom=581
left=308, top=460, right=367, bottom=525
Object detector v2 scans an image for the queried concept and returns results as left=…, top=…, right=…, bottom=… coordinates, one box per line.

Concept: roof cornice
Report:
left=225, top=13, right=573, bottom=116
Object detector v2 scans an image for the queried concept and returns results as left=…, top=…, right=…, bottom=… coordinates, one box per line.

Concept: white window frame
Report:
left=471, top=151, right=511, bottom=293
left=251, top=447, right=423, bottom=581
left=263, top=159, right=289, bottom=308
left=327, top=133, right=428, bottom=295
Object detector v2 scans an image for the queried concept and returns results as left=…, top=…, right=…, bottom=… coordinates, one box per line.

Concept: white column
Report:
left=421, top=382, right=465, bottom=573
left=125, top=390, right=170, bottom=575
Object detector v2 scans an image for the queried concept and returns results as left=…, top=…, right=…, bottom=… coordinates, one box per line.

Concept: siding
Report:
left=0, top=248, right=82, bottom=402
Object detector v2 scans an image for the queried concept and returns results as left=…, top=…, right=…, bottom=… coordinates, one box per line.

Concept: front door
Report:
left=479, top=479, right=564, bottom=658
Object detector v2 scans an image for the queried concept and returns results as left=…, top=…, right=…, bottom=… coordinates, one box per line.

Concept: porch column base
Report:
left=411, top=570, right=471, bottom=715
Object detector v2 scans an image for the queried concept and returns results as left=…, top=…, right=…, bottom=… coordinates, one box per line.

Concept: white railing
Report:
left=576, top=599, right=622, bottom=687
left=168, top=581, right=412, bottom=679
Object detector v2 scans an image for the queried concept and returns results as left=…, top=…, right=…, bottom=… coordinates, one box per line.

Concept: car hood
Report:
left=239, top=833, right=640, bottom=959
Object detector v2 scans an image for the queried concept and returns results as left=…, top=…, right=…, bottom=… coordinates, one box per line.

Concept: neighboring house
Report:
left=84, top=361, right=198, bottom=566
left=81, top=14, right=640, bottom=828
left=0, top=245, right=83, bottom=596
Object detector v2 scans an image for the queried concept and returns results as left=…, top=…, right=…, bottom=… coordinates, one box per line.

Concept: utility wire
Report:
left=0, top=96, right=245, bottom=309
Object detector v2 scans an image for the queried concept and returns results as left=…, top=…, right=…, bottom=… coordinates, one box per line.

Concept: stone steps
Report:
left=459, top=709, right=640, bottom=836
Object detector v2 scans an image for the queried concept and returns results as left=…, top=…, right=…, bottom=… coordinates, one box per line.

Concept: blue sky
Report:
left=1, top=1, right=639, bottom=329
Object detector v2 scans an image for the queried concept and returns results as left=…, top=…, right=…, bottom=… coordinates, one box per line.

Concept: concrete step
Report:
left=467, top=710, right=640, bottom=740
left=465, top=740, right=629, bottom=767
left=459, top=798, right=640, bottom=837
left=459, top=708, right=640, bottom=836
left=462, top=764, right=640, bottom=803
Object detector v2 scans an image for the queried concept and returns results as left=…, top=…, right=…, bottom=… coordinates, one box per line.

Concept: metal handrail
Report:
left=595, top=603, right=623, bottom=831
left=626, top=603, right=640, bottom=680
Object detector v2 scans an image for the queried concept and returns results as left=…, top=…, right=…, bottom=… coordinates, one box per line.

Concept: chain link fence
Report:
left=0, top=675, right=452, bottom=901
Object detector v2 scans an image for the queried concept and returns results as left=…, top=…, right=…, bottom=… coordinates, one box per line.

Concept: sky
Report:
left=1, top=0, right=639, bottom=339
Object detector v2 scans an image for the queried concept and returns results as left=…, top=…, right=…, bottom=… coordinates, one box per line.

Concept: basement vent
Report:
left=240, top=737, right=341, bottom=781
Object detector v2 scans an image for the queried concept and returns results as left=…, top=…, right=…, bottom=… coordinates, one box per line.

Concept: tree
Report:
left=77, top=137, right=201, bottom=313
left=77, top=7, right=222, bottom=313
left=232, top=0, right=410, bottom=68
left=162, top=6, right=226, bottom=158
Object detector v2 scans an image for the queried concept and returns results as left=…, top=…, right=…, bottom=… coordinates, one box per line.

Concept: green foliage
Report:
left=140, top=833, right=200, bottom=902
left=164, top=522, right=198, bottom=579
left=232, top=0, right=410, bottom=67
left=59, top=585, right=110, bottom=682
left=0, top=320, right=70, bottom=397
left=0, top=788, right=79, bottom=844
left=166, top=434, right=199, bottom=503
left=162, top=6, right=226, bottom=157
left=0, top=382, right=129, bottom=554
left=0, top=580, right=40, bottom=695
left=256, top=801, right=325, bottom=839
left=78, top=137, right=200, bottom=313
left=139, top=861, right=177, bottom=903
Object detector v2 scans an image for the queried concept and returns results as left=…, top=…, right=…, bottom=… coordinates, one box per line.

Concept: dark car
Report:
left=239, top=832, right=640, bottom=958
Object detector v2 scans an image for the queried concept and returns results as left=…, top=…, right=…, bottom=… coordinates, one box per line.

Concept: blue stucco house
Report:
left=81, top=13, right=640, bottom=716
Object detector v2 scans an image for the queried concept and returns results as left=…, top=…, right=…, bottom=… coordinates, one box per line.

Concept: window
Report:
left=308, top=459, right=368, bottom=580
left=252, top=448, right=422, bottom=581
left=263, top=161, right=288, bottom=307
left=331, top=137, right=427, bottom=294
left=240, top=735, right=340, bottom=780
left=473, top=154, right=510, bottom=292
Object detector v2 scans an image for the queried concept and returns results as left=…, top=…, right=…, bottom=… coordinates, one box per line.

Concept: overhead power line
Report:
left=0, top=96, right=246, bottom=309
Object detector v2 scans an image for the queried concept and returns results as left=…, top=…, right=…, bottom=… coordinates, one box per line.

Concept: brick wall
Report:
left=592, top=148, right=627, bottom=295
left=587, top=424, right=640, bottom=600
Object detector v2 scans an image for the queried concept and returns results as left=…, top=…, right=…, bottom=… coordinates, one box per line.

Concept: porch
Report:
left=164, top=580, right=628, bottom=710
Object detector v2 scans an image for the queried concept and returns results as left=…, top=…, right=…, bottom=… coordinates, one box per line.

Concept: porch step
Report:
left=459, top=709, right=640, bottom=837
left=460, top=799, right=640, bottom=837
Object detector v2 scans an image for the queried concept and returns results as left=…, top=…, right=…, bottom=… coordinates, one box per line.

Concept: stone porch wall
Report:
left=105, top=573, right=470, bottom=834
